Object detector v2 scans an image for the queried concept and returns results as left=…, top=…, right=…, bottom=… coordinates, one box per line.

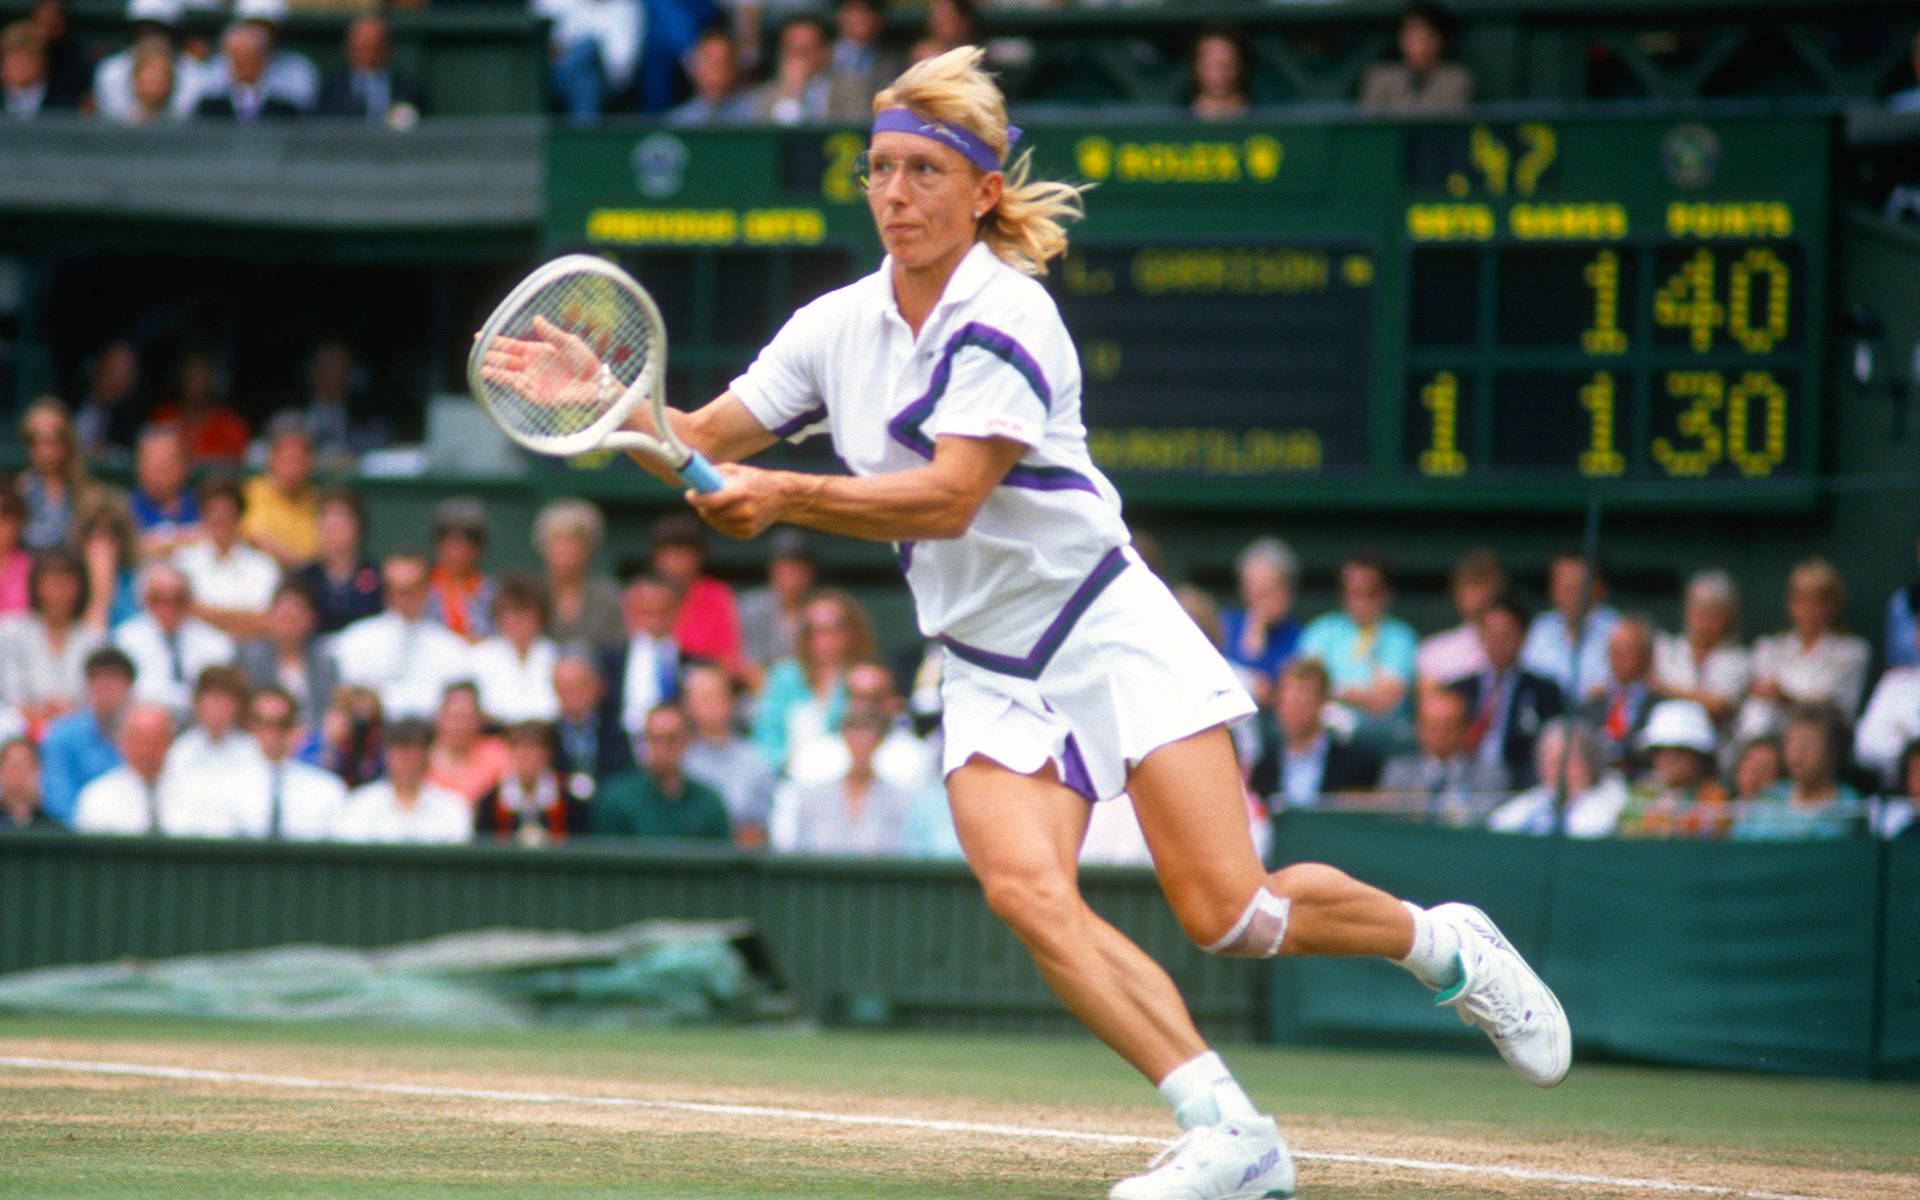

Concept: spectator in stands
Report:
left=825, top=0, right=900, bottom=121
left=751, top=13, right=834, bottom=125
left=474, top=719, right=591, bottom=844
left=38, top=646, right=135, bottom=826
left=235, top=581, right=336, bottom=731
left=122, top=41, right=178, bottom=123
left=770, top=705, right=911, bottom=854
left=1875, top=738, right=1920, bottom=839
left=1358, top=2, right=1474, bottom=115
left=317, top=683, right=383, bottom=789
left=93, top=0, right=189, bottom=124
left=70, top=701, right=177, bottom=835
left=549, top=648, right=634, bottom=790
left=426, top=680, right=507, bottom=807
left=651, top=512, right=742, bottom=676
left=290, top=486, right=382, bottom=636
left=174, top=474, right=279, bottom=640
left=469, top=575, right=561, bottom=724
left=75, top=497, right=141, bottom=631
left=192, top=21, right=301, bottom=122
left=1581, top=613, right=1657, bottom=769
left=666, top=26, right=756, bottom=126
left=1376, top=684, right=1506, bottom=825
left=753, top=587, right=874, bottom=774
left=1297, top=552, right=1417, bottom=744
left=153, top=350, right=249, bottom=461
left=1854, top=622, right=1920, bottom=789
left=333, top=715, right=472, bottom=844
left=240, top=414, right=321, bottom=572
left=1486, top=718, right=1629, bottom=838
left=1728, top=734, right=1784, bottom=806
left=318, top=14, right=423, bottom=128
left=1416, top=546, right=1504, bottom=691
left=71, top=340, right=146, bottom=462
left=612, top=570, right=686, bottom=740
left=1520, top=553, right=1618, bottom=704
left=198, top=0, right=318, bottom=112
left=1, top=19, right=74, bottom=118
left=27, top=0, right=89, bottom=110
left=1218, top=536, right=1300, bottom=707
left=296, top=340, right=386, bottom=469
left=1735, top=558, right=1870, bottom=747
left=1188, top=25, right=1252, bottom=121
left=532, top=497, right=624, bottom=652
left=534, top=0, right=643, bottom=124
left=426, top=497, right=497, bottom=642
left=159, top=664, right=267, bottom=834
left=1457, top=592, right=1562, bottom=790
left=1654, top=568, right=1752, bottom=729
left=592, top=702, right=733, bottom=840
left=114, top=561, right=233, bottom=716
left=918, top=0, right=974, bottom=61
left=0, top=548, right=104, bottom=734
left=1884, top=532, right=1920, bottom=671
left=735, top=527, right=816, bottom=685
left=17, top=397, right=113, bottom=552
left=247, top=683, right=344, bottom=839
left=1615, top=699, right=1730, bottom=837
left=128, top=423, right=200, bottom=562
left=787, top=659, right=934, bottom=794
left=0, top=492, right=31, bottom=617
left=332, top=550, right=472, bottom=720
left=1886, top=29, right=1920, bottom=113
left=1733, top=704, right=1866, bottom=840
left=0, top=736, right=56, bottom=831
left=680, top=660, right=775, bottom=847
left=1248, top=656, right=1381, bottom=811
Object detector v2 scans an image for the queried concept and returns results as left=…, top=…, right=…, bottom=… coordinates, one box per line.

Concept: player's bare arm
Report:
left=620, top=391, right=778, bottom=486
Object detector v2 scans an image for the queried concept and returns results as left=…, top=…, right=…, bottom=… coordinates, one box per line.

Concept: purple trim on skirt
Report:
left=938, top=544, right=1129, bottom=680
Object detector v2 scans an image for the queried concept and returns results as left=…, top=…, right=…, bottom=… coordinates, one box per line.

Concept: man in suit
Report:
left=1249, top=656, right=1381, bottom=809
left=1378, top=684, right=1509, bottom=825
left=194, top=21, right=300, bottom=122
left=2, top=19, right=76, bottom=118
left=317, top=14, right=422, bottom=125
left=1581, top=614, right=1658, bottom=771
left=750, top=14, right=833, bottom=125
left=824, top=0, right=901, bottom=121
left=549, top=648, right=634, bottom=794
left=610, top=571, right=686, bottom=740
left=1456, top=592, right=1564, bottom=790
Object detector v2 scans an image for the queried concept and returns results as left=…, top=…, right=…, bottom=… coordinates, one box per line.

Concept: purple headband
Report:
left=871, top=107, right=1020, bottom=173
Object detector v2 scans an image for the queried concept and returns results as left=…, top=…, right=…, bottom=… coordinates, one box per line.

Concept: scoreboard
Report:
left=545, top=110, right=1832, bottom=509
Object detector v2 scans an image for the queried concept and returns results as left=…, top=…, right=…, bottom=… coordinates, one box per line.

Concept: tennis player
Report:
left=504, top=46, right=1569, bottom=1200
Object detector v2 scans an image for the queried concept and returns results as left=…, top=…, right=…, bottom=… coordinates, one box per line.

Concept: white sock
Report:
left=1395, top=901, right=1463, bottom=991
left=1157, top=1050, right=1259, bottom=1129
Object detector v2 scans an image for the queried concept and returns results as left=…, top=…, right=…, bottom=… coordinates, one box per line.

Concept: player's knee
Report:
left=977, top=865, right=1082, bottom=943
left=1197, top=885, right=1291, bottom=959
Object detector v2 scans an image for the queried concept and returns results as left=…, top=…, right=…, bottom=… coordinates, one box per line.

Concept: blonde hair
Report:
left=872, top=46, right=1087, bottom=277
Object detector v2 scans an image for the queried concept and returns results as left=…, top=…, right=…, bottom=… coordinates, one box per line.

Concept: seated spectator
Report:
left=750, top=14, right=834, bottom=125
left=1888, top=29, right=1920, bottom=113
left=918, top=0, right=974, bottom=61
left=1734, top=558, right=1870, bottom=745
left=825, top=0, right=901, bottom=121
left=192, top=21, right=300, bottom=122
left=426, top=497, right=497, bottom=642
left=753, top=587, right=874, bottom=774
left=1653, top=568, right=1752, bottom=729
left=289, top=486, right=382, bottom=636
left=1416, top=546, right=1504, bottom=691
left=75, top=497, right=141, bottom=632
left=736, top=527, right=816, bottom=686
left=1219, top=536, right=1301, bottom=707
left=1486, top=719, right=1629, bottom=837
left=317, top=683, right=384, bottom=789
left=158, top=664, right=267, bottom=835
left=1358, top=2, right=1474, bottom=115
left=70, top=702, right=178, bottom=835
left=1298, top=552, right=1418, bottom=745
left=1615, top=699, right=1730, bottom=837
left=333, top=716, right=472, bottom=844
left=17, top=397, right=114, bottom=552
left=39, top=645, right=136, bottom=826
left=1733, top=704, right=1866, bottom=840
left=534, top=0, right=642, bottom=124
left=787, top=659, right=935, bottom=793
left=611, top=571, right=688, bottom=740
left=1, top=18, right=76, bottom=118
left=332, top=550, right=471, bottom=719
left=666, top=27, right=757, bottom=127
left=118, top=37, right=177, bottom=123
left=469, top=575, right=561, bottom=724
left=474, top=719, right=592, bottom=844
left=1728, top=734, right=1784, bottom=806
left=129, top=423, right=201, bottom=562
left=93, top=0, right=191, bottom=125
left=1580, top=614, right=1658, bottom=770
left=1457, top=592, right=1563, bottom=790
left=152, top=350, right=249, bottom=461
left=769, top=705, right=912, bottom=854
left=1883, top=531, right=1920, bottom=670
left=680, top=661, right=775, bottom=848
left=193, top=0, right=317, bottom=112
left=533, top=497, right=624, bottom=652
left=1188, top=25, right=1252, bottom=121
left=173, top=474, right=279, bottom=641
left=295, top=340, right=387, bottom=468
left=1376, top=684, right=1507, bottom=825
left=247, top=683, right=345, bottom=840
left=240, top=414, right=322, bottom=572
left=71, top=340, right=145, bottom=462
left=0, top=491, right=33, bottom=616
left=592, top=702, right=733, bottom=840
left=1520, top=553, right=1619, bottom=704
left=651, top=513, right=742, bottom=676
left=235, top=581, right=337, bottom=731
left=1248, top=656, right=1381, bottom=810
left=27, top=0, right=89, bottom=110
left=0, top=548, right=105, bottom=734
left=426, top=681, right=508, bottom=808
left=0, top=736, right=56, bottom=831
left=1873, top=737, right=1920, bottom=839
left=549, top=648, right=634, bottom=791
left=317, top=14, right=422, bottom=127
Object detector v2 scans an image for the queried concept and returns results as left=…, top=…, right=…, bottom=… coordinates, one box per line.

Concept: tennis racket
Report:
left=468, top=253, right=726, bottom=492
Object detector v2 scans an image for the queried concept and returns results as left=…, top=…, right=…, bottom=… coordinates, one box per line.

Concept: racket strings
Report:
left=475, top=274, right=658, bottom=444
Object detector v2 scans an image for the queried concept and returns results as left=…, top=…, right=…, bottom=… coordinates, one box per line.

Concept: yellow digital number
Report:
left=1577, top=372, right=1626, bottom=477
left=1726, top=371, right=1788, bottom=477
left=1726, top=247, right=1791, bottom=353
left=1581, top=249, right=1627, bottom=355
left=1652, top=371, right=1725, bottom=477
left=1468, top=125, right=1510, bottom=197
left=1081, top=338, right=1122, bottom=383
left=820, top=131, right=865, bottom=204
left=1513, top=123, right=1558, bottom=196
left=1418, top=371, right=1468, bottom=477
left=1654, top=248, right=1724, bottom=352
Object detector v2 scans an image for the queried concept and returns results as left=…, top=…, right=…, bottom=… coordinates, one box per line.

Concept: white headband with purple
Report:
left=871, top=107, right=1020, bottom=173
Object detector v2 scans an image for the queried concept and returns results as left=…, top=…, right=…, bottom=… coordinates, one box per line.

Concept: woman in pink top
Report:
left=425, top=681, right=508, bottom=806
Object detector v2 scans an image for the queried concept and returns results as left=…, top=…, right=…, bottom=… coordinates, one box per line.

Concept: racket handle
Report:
left=679, top=452, right=727, bottom=493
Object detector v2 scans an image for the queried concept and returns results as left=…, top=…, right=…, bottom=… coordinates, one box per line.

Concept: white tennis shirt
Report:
left=731, top=242, right=1131, bottom=672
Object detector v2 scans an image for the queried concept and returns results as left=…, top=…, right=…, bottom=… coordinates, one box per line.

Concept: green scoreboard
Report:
left=545, top=111, right=1832, bottom=510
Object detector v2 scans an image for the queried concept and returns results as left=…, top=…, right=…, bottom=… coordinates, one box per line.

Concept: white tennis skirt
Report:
left=938, top=548, right=1255, bottom=801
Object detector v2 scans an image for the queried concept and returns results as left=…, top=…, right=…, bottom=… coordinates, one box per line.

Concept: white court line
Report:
left=0, top=1054, right=1856, bottom=1200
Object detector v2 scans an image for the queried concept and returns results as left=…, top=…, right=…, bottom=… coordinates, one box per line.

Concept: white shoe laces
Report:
left=1142, top=1125, right=1206, bottom=1176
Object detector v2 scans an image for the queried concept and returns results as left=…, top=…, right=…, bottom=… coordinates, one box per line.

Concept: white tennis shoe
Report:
left=1430, top=902, right=1571, bottom=1087
left=1108, top=1115, right=1295, bottom=1200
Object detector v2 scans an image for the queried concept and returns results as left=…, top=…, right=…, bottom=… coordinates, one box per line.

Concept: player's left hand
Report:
left=686, top=462, right=788, bottom=539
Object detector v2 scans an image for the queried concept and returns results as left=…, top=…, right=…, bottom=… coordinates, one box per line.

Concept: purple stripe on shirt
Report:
left=886, top=322, right=1052, bottom=462
left=772, top=405, right=828, bottom=439
left=938, top=544, right=1129, bottom=680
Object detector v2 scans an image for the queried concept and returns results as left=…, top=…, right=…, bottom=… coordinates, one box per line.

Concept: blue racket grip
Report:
left=680, top=452, right=727, bottom=493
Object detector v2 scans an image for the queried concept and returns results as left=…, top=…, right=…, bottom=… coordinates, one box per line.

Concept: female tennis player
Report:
left=493, top=47, right=1568, bottom=1200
